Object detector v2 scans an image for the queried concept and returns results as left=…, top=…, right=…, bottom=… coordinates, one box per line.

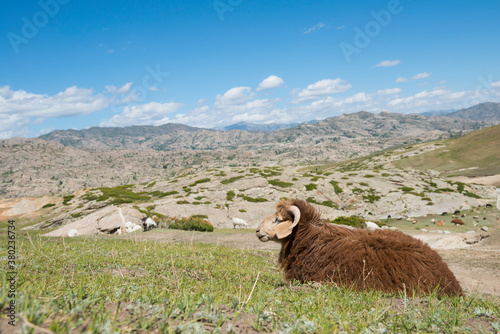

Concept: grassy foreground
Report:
left=1, top=233, right=500, bottom=333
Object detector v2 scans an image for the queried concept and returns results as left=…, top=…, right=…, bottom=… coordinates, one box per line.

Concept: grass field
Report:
left=2, top=230, right=500, bottom=333
left=394, top=125, right=500, bottom=178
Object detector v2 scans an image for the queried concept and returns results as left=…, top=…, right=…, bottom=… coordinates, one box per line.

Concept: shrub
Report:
left=306, top=197, right=337, bottom=208
left=221, top=176, right=244, bottom=184
left=329, top=216, right=366, bottom=228
left=329, top=180, right=343, bottom=193
left=399, top=187, right=415, bottom=193
left=363, top=194, right=381, bottom=203
left=169, top=216, right=214, bottom=232
left=305, top=183, right=317, bottom=191
left=239, top=209, right=247, bottom=213
left=177, top=200, right=190, bottom=205
left=463, top=191, right=481, bottom=199
left=268, top=179, right=294, bottom=188
left=62, top=195, right=74, bottom=205
left=145, top=181, right=156, bottom=188
left=42, top=203, right=56, bottom=209
left=226, top=191, right=236, bottom=201
left=189, top=178, right=211, bottom=187
left=237, top=194, right=268, bottom=202
left=364, top=174, right=375, bottom=178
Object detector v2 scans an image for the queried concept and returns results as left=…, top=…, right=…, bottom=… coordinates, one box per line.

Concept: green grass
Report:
left=329, top=180, right=343, bottom=194
left=220, top=176, right=244, bottom=184
left=305, top=183, right=317, bottom=191
left=394, top=124, right=500, bottom=182
left=268, top=179, right=294, bottom=188
left=3, top=233, right=498, bottom=333
left=189, top=178, right=211, bottom=187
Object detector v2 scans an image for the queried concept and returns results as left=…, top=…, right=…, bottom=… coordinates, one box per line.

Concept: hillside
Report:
left=39, top=111, right=485, bottom=151
left=446, top=102, right=500, bottom=122
left=1, top=111, right=493, bottom=198
left=393, top=124, right=500, bottom=184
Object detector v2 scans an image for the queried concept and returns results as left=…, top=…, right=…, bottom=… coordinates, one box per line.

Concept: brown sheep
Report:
left=256, top=199, right=463, bottom=297
left=437, top=220, right=445, bottom=226
left=451, top=218, right=465, bottom=226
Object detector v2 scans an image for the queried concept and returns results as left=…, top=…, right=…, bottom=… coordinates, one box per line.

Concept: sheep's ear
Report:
left=274, top=220, right=294, bottom=239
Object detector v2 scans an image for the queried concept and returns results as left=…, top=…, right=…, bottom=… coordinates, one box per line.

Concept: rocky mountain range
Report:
left=1, top=107, right=497, bottom=198
left=40, top=111, right=486, bottom=151
left=446, top=102, right=500, bottom=122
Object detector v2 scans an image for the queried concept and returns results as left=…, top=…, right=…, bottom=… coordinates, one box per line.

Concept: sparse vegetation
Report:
left=306, top=197, right=337, bottom=208
left=168, top=216, right=214, bottom=232
left=329, top=215, right=366, bottom=228
left=42, top=203, right=56, bottom=208
left=268, top=179, right=294, bottom=188
left=237, top=194, right=268, bottom=202
left=305, top=183, right=317, bottom=191
left=189, top=178, right=211, bottom=187
left=226, top=190, right=236, bottom=201
left=62, top=195, right=74, bottom=205
left=221, top=176, right=244, bottom=184
left=329, top=180, right=343, bottom=193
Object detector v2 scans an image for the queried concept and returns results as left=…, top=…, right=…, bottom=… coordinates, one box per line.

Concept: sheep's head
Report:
left=256, top=202, right=301, bottom=242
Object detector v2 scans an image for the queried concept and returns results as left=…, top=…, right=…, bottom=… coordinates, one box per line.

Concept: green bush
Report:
left=221, top=176, right=244, bottom=184
left=189, top=178, right=211, bottom=187
left=305, top=183, right=317, bottom=191
left=306, top=197, right=337, bottom=208
left=463, top=191, right=481, bottom=199
left=42, top=203, right=56, bottom=209
left=169, top=216, right=214, bottom=232
left=62, top=195, right=75, bottom=205
left=237, top=194, right=268, bottom=202
left=226, top=190, right=236, bottom=201
left=399, top=187, right=415, bottom=193
left=177, top=200, right=190, bottom=205
left=329, top=180, right=343, bottom=193
left=329, top=216, right=366, bottom=228
left=364, top=174, right=375, bottom=178
left=268, top=179, right=294, bottom=188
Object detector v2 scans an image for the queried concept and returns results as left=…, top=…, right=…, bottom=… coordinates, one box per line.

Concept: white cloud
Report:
left=491, top=81, right=500, bottom=87
left=106, top=82, right=133, bottom=94
left=100, top=102, right=184, bottom=127
left=0, top=85, right=110, bottom=118
left=336, top=25, right=345, bottom=30
left=303, top=22, right=325, bottom=34
left=396, top=72, right=432, bottom=83
left=377, top=88, right=402, bottom=95
left=214, top=86, right=254, bottom=109
left=293, top=78, right=352, bottom=103
left=411, top=72, right=432, bottom=80
left=256, top=75, right=284, bottom=91
left=148, top=86, right=159, bottom=92
left=374, top=60, right=401, bottom=68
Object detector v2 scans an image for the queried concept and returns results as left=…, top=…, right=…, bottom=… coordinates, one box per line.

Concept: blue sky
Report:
left=1, top=0, right=500, bottom=139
